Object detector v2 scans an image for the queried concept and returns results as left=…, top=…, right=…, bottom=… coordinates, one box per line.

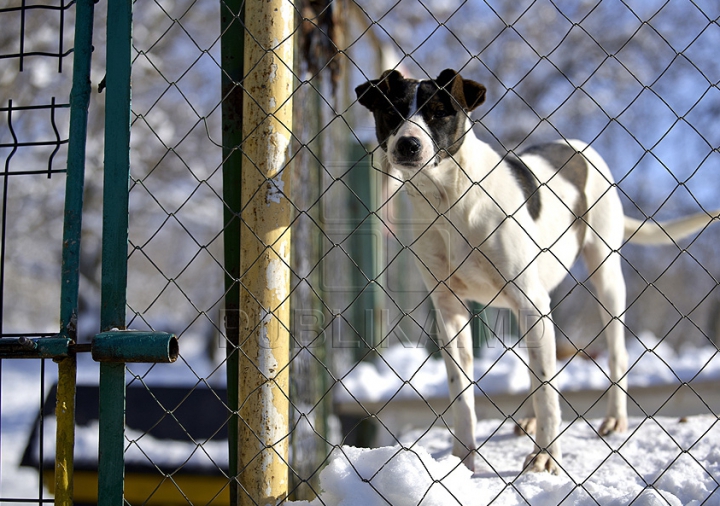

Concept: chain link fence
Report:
left=2, top=0, right=720, bottom=504
left=126, top=0, right=720, bottom=504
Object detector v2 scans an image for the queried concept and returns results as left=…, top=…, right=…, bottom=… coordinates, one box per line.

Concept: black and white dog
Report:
left=355, top=68, right=718, bottom=474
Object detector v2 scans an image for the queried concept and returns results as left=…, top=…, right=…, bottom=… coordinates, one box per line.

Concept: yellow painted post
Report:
left=238, top=1, right=294, bottom=504
left=54, top=355, right=76, bottom=505
left=55, top=0, right=96, bottom=502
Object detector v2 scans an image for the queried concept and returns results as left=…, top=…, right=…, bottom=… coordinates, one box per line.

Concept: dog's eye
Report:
left=429, top=108, right=454, bottom=120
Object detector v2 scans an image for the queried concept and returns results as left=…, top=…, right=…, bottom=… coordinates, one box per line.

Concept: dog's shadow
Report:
left=472, top=469, right=518, bottom=479
left=429, top=433, right=526, bottom=479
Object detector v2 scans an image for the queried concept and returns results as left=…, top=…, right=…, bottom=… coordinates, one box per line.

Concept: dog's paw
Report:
left=514, top=417, right=536, bottom=436
left=461, top=453, right=476, bottom=473
left=452, top=447, right=476, bottom=472
left=522, top=451, right=560, bottom=475
left=598, top=416, right=628, bottom=436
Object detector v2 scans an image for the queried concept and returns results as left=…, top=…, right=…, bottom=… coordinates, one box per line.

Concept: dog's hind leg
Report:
left=583, top=242, right=629, bottom=435
left=576, top=142, right=629, bottom=434
left=431, top=291, right=477, bottom=471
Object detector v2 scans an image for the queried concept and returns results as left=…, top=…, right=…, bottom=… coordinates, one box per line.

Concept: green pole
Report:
left=220, top=1, right=244, bottom=503
left=98, top=0, right=132, bottom=503
left=348, top=143, right=382, bottom=357
left=346, top=143, right=381, bottom=447
left=55, top=0, right=95, bottom=503
left=59, top=0, right=94, bottom=341
left=471, top=302, right=489, bottom=358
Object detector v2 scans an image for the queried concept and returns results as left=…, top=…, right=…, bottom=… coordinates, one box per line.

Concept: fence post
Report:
left=220, top=1, right=244, bottom=503
left=98, top=0, right=132, bottom=504
left=238, top=0, right=294, bottom=504
left=348, top=143, right=382, bottom=357
left=55, top=0, right=95, bottom=504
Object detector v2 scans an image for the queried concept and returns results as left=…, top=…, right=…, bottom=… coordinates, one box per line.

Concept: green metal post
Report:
left=471, top=302, right=489, bottom=358
left=348, top=143, right=382, bottom=357
left=220, top=1, right=244, bottom=502
left=55, top=0, right=95, bottom=503
left=346, top=143, right=382, bottom=447
left=59, top=0, right=94, bottom=342
left=98, top=0, right=132, bottom=503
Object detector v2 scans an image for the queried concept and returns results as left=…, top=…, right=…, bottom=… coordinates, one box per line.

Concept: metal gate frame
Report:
left=3, top=0, right=296, bottom=503
left=1, top=1, right=178, bottom=505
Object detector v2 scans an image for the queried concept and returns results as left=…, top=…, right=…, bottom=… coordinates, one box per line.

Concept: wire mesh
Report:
left=3, top=0, right=720, bottom=504
left=123, top=0, right=720, bottom=504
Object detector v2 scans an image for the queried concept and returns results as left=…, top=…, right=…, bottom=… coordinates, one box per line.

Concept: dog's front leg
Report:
left=516, top=292, right=563, bottom=474
left=432, top=292, right=477, bottom=471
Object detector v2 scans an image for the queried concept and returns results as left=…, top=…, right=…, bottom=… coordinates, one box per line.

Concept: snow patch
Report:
left=337, top=332, right=720, bottom=403
left=287, top=416, right=720, bottom=506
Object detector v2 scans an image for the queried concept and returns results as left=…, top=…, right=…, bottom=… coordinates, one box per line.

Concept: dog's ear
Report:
left=436, top=68, right=486, bottom=112
left=355, top=69, right=404, bottom=111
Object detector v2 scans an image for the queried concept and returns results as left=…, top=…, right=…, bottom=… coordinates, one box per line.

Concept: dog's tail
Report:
left=623, top=211, right=720, bottom=245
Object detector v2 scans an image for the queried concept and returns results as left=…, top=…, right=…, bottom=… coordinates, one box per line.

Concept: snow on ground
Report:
left=289, top=416, right=720, bottom=506
left=336, top=332, right=720, bottom=404
left=2, top=332, right=720, bottom=504
left=0, top=334, right=224, bottom=502
left=299, top=331, right=720, bottom=505
left=0, top=359, right=57, bottom=501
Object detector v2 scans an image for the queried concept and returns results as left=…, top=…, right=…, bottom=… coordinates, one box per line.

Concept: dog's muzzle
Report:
left=392, top=136, right=426, bottom=168
left=396, top=136, right=422, bottom=158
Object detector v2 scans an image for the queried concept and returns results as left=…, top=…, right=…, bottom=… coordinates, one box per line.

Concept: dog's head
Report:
left=355, top=69, right=486, bottom=172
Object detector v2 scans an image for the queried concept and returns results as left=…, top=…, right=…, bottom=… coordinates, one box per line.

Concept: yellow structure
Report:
left=238, top=0, right=295, bottom=504
left=44, top=471, right=231, bottom=505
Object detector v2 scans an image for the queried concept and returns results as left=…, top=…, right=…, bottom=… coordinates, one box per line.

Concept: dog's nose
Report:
left=396, top=136, right=422, bottom=158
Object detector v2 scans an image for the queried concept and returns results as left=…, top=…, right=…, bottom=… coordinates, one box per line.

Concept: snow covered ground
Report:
left=297, top=334, right=720, bottom=506
left=0, top=335, right=223, bottom=503
left=0, top=359, right=57, bottom=502
left=336, top=332, right=720, bottom=404
left=2, top=332, right=719, bottom=504
left=289, top=416, right=720, bottom=506
left=299, top=331, right=720, bottom=505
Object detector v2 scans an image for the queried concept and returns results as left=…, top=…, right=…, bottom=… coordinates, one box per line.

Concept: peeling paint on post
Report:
left=238, top=0, right=294, bottom=504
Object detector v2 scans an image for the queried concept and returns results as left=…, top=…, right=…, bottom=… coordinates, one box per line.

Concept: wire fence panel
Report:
left=3, top=0, right=720, bottom=504
left=122, top=0, right=720, bottom=505
left=0, top=1, right=76, bottom=503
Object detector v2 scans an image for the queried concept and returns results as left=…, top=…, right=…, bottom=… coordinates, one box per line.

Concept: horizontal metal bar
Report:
left=0, top=103, right=70, bottom=112
left=0, top=141, right=69, bottom=149
left=72, top=343, right=92, bottom=353
left=92, top=331, right=179, bottom=363
left=0, top=337, right=71, bottom=359
left=0, top=497, right=54, bottom=504
left=0, top=3, right=74, bottom=14
left=0, top=169, right=67, bottom=177
left=0, top=51, right=73, bottom=60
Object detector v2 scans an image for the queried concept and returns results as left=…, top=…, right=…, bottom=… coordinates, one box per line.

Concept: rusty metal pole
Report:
left=238, top=0, right=294, bottom=504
